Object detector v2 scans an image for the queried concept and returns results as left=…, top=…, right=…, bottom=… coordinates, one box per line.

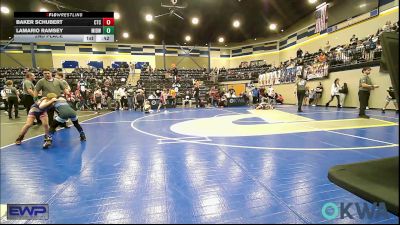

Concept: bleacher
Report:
left=217, top=64, right=270, bottom=82
left=139, top=68, right=215, bottom=101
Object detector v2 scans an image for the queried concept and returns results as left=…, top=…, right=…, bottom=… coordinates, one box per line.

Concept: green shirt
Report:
left=35, top=78, right=66, bottom=97
left=296, top=79, right=307, bottom=91
left=61, top=80, right=70, bottom=90
left=23, top=79, right=34, bottom=95
left=359, top=75, right=372, bottom=92
left=4, top=86, right=18, bottom=98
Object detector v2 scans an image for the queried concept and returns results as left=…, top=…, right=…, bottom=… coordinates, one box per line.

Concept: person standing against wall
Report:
left=294, top=74, right=307, bottom=112
left=313, top=82, right=323, bottom=106
left=338, top=82, right=349, bottom=108
left=359, top=67, right=379, bottom=119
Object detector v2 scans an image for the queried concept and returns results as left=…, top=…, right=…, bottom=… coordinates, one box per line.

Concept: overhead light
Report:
left=359, top=4, right=366, bottom=8
left=281, top=29, right=284, bottom=32
left=233, top=20, right=240, bottom=28
left=40, top=8, right=48, bottom=12
left=192, top=17, right=199, bottom=25
left=309, top=0, right=318, bottom=4
left=218, top=37, right=224, bottom=43
left=1, top=6, right=10, bottom=14
left=254, top=38, right=257, bottom=40
left=184, top=42, right=187, bottom=45
left=269, top=23, right=277, bottom=30
left=185, top=35, right=191, bottom=42
left=145, top=14, right=153, bottom=22
left=122, top=32, right=129, bottom=38
left=148, top=33, right=154, bottom=40
left=225, top=44, right=227, bottom=47
left=205, top=43, right=208, bottom=46
left=114, top=12, right=120, bottom=20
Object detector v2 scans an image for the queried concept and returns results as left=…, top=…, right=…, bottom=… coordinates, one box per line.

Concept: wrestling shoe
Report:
left=43, top=136, right=52, bottom=149
left=15, top=135, right=24, bottom=145
left=80, top=132, right=86, bottom=141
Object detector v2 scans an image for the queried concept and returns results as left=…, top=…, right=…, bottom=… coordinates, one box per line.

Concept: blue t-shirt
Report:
left=252, top=89, right=259, bottom=97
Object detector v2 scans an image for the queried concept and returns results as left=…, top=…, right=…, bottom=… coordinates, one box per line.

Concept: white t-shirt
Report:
left=1, top=90, right=7, bottom=100
left=331, top=83, right=340, bottom=96
left=268, top=87, right=275, bottom=97
left=114, top=90, right=121, bottom=100
left=118, top=88, right=126, bottom=97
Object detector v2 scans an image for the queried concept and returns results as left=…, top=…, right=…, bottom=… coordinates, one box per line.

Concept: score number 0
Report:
left=102, top=18, right=114, bottom=26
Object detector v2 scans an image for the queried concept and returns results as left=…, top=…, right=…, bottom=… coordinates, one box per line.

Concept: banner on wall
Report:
left=135, top=62, right=150, bottom=69
left=315, top=2, right=328, bottom=33
left=258, top=62, right=329, bottom=86
left=280, top=66, right=302, bottom=84
left=303, top=62, right=329, bottom=80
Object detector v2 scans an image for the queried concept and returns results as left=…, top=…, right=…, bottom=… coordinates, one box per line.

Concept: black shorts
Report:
left=95, top=97, right=101, bottom=104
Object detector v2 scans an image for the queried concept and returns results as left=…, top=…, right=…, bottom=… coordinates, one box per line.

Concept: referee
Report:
left=34, top=68, right=69, bottom=126
left=358, top=67, right=379, bottom=119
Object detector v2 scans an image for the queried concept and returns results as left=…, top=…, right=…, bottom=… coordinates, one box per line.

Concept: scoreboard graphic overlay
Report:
left=14, top=12, right=115, bottom=43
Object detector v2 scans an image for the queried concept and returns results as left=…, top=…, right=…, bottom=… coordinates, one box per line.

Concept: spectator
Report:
left=296, top=48, right=303, bottom=58
left=326, top=78, right=341, bottom=108
left=382, top=87, right=399, bottom=113
left=303, top=86, right=310, bottom=106
left=4, top=80, right=20, bottom=119
left=308, top=89, right=316, bottom=106
left=252, top=87, right=259, bottom=104
left=193, top=84, right=200, bottom=108
left=183, top=90, right=193, bottom=108
left=114, top=87, right=122, bottom=110
left=382, top=21, right=392, bottom=32
left=267, top=85, right=276, bottom=104
left=317, top=52, right=327, bottom=63
left=350, top=34, right=358, bottom=45
left=126, top=84, right=135, bottom=110
left=324, top=41, right=331, bottom=53
left=1, top=88, right=8, bottom=114
left=338, top=82, right=348, bottom=108
left=94, top=87, right=102, bottom=114
left=313, top=82, right=323, bottom=106
left=135, top=89, right=145, bottom=111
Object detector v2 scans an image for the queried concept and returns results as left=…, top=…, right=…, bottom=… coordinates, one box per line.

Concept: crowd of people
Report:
left=1, top=20, right=398, bottom=130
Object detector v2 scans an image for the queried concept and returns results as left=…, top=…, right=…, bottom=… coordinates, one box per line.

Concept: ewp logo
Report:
left=7, top=204, right=49, bottom=220
left=321, top=202, right=390, bottom=221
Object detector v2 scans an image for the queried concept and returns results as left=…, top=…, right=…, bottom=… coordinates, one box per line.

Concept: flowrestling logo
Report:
left=321, top=202, right=390, bottom=221
left=7, top=204, right=48, bottom=220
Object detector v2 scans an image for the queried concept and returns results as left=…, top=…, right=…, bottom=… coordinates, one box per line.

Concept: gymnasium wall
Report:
left=155, top=55, right=209, bottom=69
left=278, top=6, right=399, bottom=62
left=272, top=66, right=396, bottom=110
left=0, top=52, right=53, bottom=68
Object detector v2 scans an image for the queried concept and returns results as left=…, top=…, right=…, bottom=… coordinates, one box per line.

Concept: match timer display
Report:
left=14, top=12, right=115, bottom=43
